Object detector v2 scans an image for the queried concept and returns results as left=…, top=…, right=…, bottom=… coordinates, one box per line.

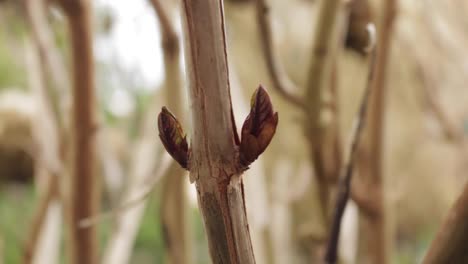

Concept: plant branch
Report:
left=423, top=182, right=468, bottom=263
left=324, top=49, right=376, bottom=264
left=21, top=27, right=63, bottom=264
left=22, top=173, right=59, bottom=264
left=255, top=0, right=307, bottom=111
left=58, top=1, right=98, bottom=263
left=23, top=0, right=69, bottom=133
left=305, top=0, right=342, bottom=227
left=166, top=1, right=279, bottom=262
left=356, top=0, right=397, bottom=262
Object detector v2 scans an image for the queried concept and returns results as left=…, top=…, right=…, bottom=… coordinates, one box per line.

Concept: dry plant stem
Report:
left=306, top=0, right=342, bottom=227
left=255, top=0, right=307, bottom=111
left=23, top=0, right=67, bottom=130
left=79, top=152, right=171, bottom=228
left=358, top=0, right=396, bottom=263
left=423, top=182, right=468, bottom=263
left=327, top=61, right=342, bottom=184
left=21, top=27, right=63, bottom=264
left=23, top=173, right=59, bottom=264
left=60, top=1, right=98, bottom=263
left=182, top=0, right=255, bottom=263
left=100, top=151, right=171, bottom=264
left=322, top=5, right=350, bottom=184
left=324, top=52, right=376, bottom=264
left=149, top=0, right=190, bottom=263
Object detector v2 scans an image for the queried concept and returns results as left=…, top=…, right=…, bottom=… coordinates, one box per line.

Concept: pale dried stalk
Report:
left=149, top=1, right=191, bottom=263
left=357, top=0, right=397, bottom=263
left=255, top=0, right=306, bottom=111
left=305, top=0, right=342, bottom=228
left=31, top=201, right=61, bottom=264
left=101, top=151, right=171, bottom=264
left=23, top=173, right=59, bottom=264
left=256, top=0, right=342, bottom=228
left=23, top=0, right=69, bottom=131
left=181, top=0, right=255, bottom=262
left=22, top=35, right=62, bottom=264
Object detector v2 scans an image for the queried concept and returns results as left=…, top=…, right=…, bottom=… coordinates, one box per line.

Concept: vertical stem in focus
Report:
left=180, top=0, right=255, bottom=263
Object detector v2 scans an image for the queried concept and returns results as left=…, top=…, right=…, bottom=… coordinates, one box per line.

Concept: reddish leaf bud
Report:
left=158, top=107, right=189, bottom=169
left=239, top=85, right=278, bottom=168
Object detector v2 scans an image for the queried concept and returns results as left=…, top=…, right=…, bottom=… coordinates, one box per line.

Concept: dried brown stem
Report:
left=177, top=0, right=277, bottom=262
left=59, top=0, right=98, bottom=263
left=305, top=0, right=342, bottom=228
left=357, top=0, right=397, bottom=263
left=255, top=0, right=307, bottom=111
left=422, top=182, right=468, bottom=263
left=324, top=50, right=376, bottom=264
left=326, top=60, right=343, bottom=184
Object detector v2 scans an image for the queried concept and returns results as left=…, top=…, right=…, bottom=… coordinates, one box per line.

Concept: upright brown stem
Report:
left=173, top=0, right=277, bottom=262
left=59, top=1, right=98, bottom=263
left=305, top=0, right=342, bottom=227
left=358, top=0, right=396, bottom=263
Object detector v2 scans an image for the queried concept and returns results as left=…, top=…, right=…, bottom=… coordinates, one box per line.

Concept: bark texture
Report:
left=179, top=0, right=260, bottom=263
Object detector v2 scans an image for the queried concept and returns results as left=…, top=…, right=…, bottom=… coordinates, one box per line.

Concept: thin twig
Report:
left=324, top=45, right=377, bottom=264
left=255, top=0, right=307, bottom=111
left=79, top=153, right=172, bottom=228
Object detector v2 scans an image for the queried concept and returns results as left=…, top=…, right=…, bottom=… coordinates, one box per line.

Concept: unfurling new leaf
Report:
left=239, top=85, right=278, bottom=168
left=158, top=107, right=189, bottom=169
